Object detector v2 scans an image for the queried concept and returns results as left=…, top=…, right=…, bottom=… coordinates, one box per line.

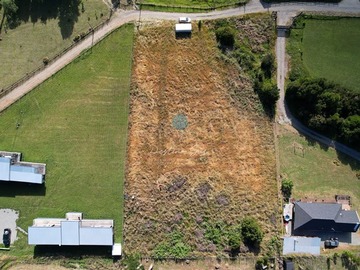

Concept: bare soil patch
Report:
left=125, top=18, right=278, bottom=256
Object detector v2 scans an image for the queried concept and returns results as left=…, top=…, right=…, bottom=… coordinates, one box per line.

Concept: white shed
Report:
left=175, top=23, right=192, bottom=33
left=0, top=151, right=46, bottom=184
left=28, top=212, right=114, bottom=246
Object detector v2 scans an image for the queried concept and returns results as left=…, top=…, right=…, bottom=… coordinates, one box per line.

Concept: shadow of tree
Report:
left=11, top=0, right=81, bottom=39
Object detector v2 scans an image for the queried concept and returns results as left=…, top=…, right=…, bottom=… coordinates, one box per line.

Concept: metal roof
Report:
left=28, top=213, right=114, bottom=246
left=0, top=152, right=45, bottom=184
left=175, top=23, right=192, bottom=32
left=0, top=157, right=10, bottom=180
left=283, top=237, right=321, bottom=255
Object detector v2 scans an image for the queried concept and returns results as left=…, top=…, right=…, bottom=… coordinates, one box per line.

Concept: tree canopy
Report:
left=286, top=78, right=360, bottom=150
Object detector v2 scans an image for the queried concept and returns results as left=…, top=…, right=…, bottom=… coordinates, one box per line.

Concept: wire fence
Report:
left=0, top=17, right=111, bottom=100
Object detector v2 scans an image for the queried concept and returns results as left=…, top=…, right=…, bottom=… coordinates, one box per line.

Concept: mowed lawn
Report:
left=0, top=24, right=134, bottom=253
left=302, top=18, right=360, bottom=93
left=279, top=126, right=360, bottom=212
left=0, top=0, right=109, bottom=90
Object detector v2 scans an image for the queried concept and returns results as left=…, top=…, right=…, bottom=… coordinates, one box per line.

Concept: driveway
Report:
left=0, top=209, right=18, bottom=246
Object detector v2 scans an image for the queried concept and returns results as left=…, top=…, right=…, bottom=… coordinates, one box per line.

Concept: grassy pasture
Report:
left=278, top=125, right=360, bottom=212
left=288, top=16, right=360, bottom=93
left=0, top=24, right=134, bottom=255
left=0, top=0, right=109, bottom=90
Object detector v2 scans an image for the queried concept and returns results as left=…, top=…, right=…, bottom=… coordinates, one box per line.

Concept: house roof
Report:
left=294, top=202, right=360, bottom=233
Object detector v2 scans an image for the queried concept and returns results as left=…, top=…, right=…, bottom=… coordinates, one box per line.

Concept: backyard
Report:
left=278, top=125, right=360, bottom=212
left=287, top=16, right=360, bottom=93
left=0, top=24, right=134, bottom=255
left=0, top=0, right=109, bottom=90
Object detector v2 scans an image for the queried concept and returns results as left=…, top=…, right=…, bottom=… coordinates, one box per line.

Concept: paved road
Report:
left=0, top=0, right=359, bottom=159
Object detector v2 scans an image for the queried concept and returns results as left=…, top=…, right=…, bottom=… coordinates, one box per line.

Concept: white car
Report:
left=179, top=17, right=191, bottom=23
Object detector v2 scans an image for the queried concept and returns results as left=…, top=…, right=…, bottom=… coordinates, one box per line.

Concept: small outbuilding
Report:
left=175, top=23, right=192, bottom=33
left=0, top=151, right=46, bottom=184
left=28, top=212, right=114, bottom=246
left=283, top=236, right=321, bottom=255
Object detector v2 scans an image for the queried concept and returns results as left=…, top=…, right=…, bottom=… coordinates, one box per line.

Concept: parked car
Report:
left=324, top=237, right=339, bottom=248
left=3, top=228, right=11, bottom=247
left=179, top=17, right=191, bottom=23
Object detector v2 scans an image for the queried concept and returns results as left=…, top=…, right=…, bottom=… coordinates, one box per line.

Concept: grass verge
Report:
left=0, top=23, right=134, bottom=256
left=287, top=16, right=360, bottom=93
left=138, top=0, right=247, bottom=12
left=0, top=0, right=109, bottom=90
left=278, top=125, right=360, bottom=212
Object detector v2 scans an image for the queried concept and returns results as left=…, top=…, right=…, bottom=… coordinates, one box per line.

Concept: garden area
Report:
left=0, top=23, right=134, bottom=256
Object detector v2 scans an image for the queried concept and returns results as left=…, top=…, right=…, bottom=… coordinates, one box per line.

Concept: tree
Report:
left=261, top=53, right=275, bottom=78
left=241, top=217, right=263, bottom=247
left=0, top=0, right=17, bottom=33
left=215, top=26, right=235, bottom=48
left=256, top=81, right=280, bottom=117
left=281, top=179, right=293, bottom=200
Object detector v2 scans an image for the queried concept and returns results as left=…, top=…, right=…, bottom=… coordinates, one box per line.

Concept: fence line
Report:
left=0, top=17, right=111, bottom=100
left=137, top=1, right=247, bottom=12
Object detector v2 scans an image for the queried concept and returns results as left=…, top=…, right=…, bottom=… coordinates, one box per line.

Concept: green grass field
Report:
left=0, top=0, right=109, bottom=90
left=287, top=17, right=360, bottom=93
left=0, top=23, right=134, bottom=255
left=278, top=126, right=360, bottom=212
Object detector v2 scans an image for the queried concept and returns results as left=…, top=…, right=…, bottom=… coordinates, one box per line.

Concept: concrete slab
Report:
left=0, top=209, right=19, bottom=245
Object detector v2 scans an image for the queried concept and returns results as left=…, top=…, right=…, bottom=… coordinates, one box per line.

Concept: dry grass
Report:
left=124, top=16, right=278, bottom=256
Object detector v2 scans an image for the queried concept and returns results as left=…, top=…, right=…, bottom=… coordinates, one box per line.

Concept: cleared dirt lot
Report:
left=124, top=19, right=278, bottom=256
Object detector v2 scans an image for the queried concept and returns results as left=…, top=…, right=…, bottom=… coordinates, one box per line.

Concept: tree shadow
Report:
left=34, top=245, right=112, bottom=258
left=336, top=151, right=360, bottom=171
left=11, top=0, right=81, bottom=39
left=0, top=182, right=46, bottom=197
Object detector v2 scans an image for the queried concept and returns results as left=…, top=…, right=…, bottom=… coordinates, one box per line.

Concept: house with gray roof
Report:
left=293, top=202, right=360, bottom=235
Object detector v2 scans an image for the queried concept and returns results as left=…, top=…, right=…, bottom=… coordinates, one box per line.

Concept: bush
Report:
left=256, top=81, right=279, bottom=117
left=261, top=54, right=275, bottom=78
left=152, top=231, right=192, bottom=259
left=241, top=217, right=263, bottom=247
left=281, top=179, right=293, bottom=200
left=43, top=57, right=50, bottom=65
left=215, top=26, right=235, bottom=48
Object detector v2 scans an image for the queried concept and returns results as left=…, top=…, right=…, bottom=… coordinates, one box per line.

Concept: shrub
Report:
left=215, top=26, right=235, bottom=48
left=281, top=179, right=293, bottom=200
left=43, top=57, right=50, bottom=65
left=256, top=80, right=279, bottom=117
left=152, top=231, right=191, bottom=259
left=261, top=53, right=275, bottom=78
left=241, top=217, right=263, bottom=246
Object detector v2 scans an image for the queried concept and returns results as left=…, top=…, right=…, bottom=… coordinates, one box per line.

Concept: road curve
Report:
left=0, top=0, right=359, bottom=159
